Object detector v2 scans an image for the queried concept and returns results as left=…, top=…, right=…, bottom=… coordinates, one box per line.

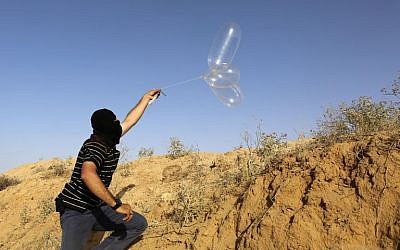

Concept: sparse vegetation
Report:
left=382, top=72, right=400, bottom=105
left=138, top=147, right=154, bottom=158
left=0, top=175, right=21, bottom=191
left=241, top=122, right=288, bottom=177
left=38, top=198, right=55, bottom=219
left=65, top=156, right=75, bottom=167
left=115, top=143, right=133, bottom=177
left=312, top=75, right=400, bottom=144
left=118, top=163, right=133, bottom=177
left=188, top=148, right=201, bottom=168
left=255, top=132, right=287, bottom=161
left=20, top=207, right=31, bottom=225
left=35, top=231, right=60, bottom=250
left=32, top=166, right=46, bottom=174
left=2, top=74, right=400, bottom=250
left=167, top=137, right=190, bottom=159
left=48, top=162, right=67, bottom=177
left=118, top=143, right=131, bottom=165
left=314, top=96, right=399, bottom=144
left=167, top=185, right=205, bottom=229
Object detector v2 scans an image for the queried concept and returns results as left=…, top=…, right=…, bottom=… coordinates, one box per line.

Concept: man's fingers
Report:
left=122, top=210, right=134, bottom=221
left=117, top=206, right=134, bottom=221
left=127, top=211, right=134, bottom=221
left=124, top=213, right=132, bottom=221
left=123, top=213, right=129, bottom=221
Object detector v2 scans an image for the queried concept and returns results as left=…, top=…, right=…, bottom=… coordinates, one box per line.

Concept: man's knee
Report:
left=135, top=212, right=148, bottom=233
left=126, top=212, right=147, bottom=234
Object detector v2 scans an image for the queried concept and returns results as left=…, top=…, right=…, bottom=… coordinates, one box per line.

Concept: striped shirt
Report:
left=57, top=138, right=120, bottom=212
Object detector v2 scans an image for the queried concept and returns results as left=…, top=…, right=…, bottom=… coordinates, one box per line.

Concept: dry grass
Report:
left=0, top=175, right=21, bottom=191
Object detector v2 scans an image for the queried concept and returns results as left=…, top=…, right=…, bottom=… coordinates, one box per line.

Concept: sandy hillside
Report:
left=0, top=131, right=399, bottom=249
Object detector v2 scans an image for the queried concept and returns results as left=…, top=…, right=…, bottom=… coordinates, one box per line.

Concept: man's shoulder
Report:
left=82, top=139, right=109, bottom=154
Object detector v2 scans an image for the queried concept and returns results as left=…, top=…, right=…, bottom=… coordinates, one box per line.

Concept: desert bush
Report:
left=382, top=72, right=400, bottom=105
left=290, top=141, right=313, bottom=166
left=32, top=166, right=46, bottom=174
left=20, top=207, right=31, bottom=225
left=48, top=162, right=67, bottom=177
left=0, top=175, right=21, bottom=191
left=39, top=198, right=55, bottom=219
left=187, top=150, right=207, bottom=181
left=167, top=137, right=189, bottom=159
left=65, top=156, right=75, bottom=167
left=255, top=132, right=287, bottom=161
left=188, top=147, right=201, bottom=167
left=118, top=143, right=130, bottom=164
left=315, top=96, right=400, bottom=144
left=241, top=129, right=261, bottom=177
left=218, top=166, right=245, bottom=187
left=167, top=185, right=205, bottom=228
left=35, top=231, right=60, bottom=250
left=381, top=72, right=400, bottom=128
left=241, top=122, right=287, bottom=176
left=138, top=147, right=154, bottom=158
left=118, top=163, right=133, bottom=177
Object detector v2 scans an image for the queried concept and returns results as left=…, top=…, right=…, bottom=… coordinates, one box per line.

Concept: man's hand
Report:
left=115, top=203, right=134, bottom=221
left=120, top=88, right=161, bottom=136
left=143, top=89, right=161, bottom=103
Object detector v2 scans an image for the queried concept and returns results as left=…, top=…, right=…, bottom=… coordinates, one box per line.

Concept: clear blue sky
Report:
left=1, top=1, right=399, bottom=172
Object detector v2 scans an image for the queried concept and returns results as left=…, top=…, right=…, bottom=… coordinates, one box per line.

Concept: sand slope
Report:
left=0, top=132, right=399, bottom=249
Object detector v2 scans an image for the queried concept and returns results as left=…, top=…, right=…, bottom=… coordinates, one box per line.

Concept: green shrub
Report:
left=315, top=96, right=400, bottom=143
left=255, top=132, right=287, bottom=160
left=241, top=122, right=287, bottom=177
left=167, top=186, right=204, bottom=228
left=382, top=72, right=400, bottom=105
left=138, top=147, right=154, bottom=158
left=167, top=137, right=189, bottom=159
left=0, top=175, right=21, bottom=191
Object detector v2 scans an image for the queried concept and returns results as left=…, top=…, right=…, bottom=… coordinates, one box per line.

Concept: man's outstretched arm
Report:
left=121, top=89, right=160, bottom=137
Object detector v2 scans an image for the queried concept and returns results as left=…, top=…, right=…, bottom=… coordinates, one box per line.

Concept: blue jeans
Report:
left=60, top=206, right=147, bottom=250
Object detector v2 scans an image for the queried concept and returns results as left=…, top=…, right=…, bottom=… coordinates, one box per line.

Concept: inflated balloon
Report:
left=208, top=22, right=241, bottom=69
left=210, top=83, right=243, bottom=107
left=154, top=22, right=243, bottom=108
left=203, top=65, right=240, bottom=88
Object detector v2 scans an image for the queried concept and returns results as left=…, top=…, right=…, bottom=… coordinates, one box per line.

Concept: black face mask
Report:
left=90, top=108, right=122, bottom=147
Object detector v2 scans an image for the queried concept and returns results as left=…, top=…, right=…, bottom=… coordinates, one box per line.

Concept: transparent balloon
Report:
left=154, top=22, right=243, bottom=108
left=210, top=83, right=243, bottom=107
left=208, top=22, right=241, bottom=69
left=203, top=65, right=240, bottom=88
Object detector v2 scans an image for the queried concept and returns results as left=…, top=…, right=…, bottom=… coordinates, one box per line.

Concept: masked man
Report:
left=55, top=89, right=161, bottom=250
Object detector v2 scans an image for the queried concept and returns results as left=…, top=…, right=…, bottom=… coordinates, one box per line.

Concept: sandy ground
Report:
left=0, top=132, right=399, bottom=249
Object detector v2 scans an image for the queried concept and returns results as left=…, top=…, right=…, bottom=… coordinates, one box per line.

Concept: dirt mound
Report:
left=0, top=133, right=399, bottom=249
left=206, top=133, right=400, bottom=249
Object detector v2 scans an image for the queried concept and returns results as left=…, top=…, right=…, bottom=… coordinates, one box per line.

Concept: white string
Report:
left=161, top=75, right=203, bottom=90
left=148, top=75, right=204, bottom=105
